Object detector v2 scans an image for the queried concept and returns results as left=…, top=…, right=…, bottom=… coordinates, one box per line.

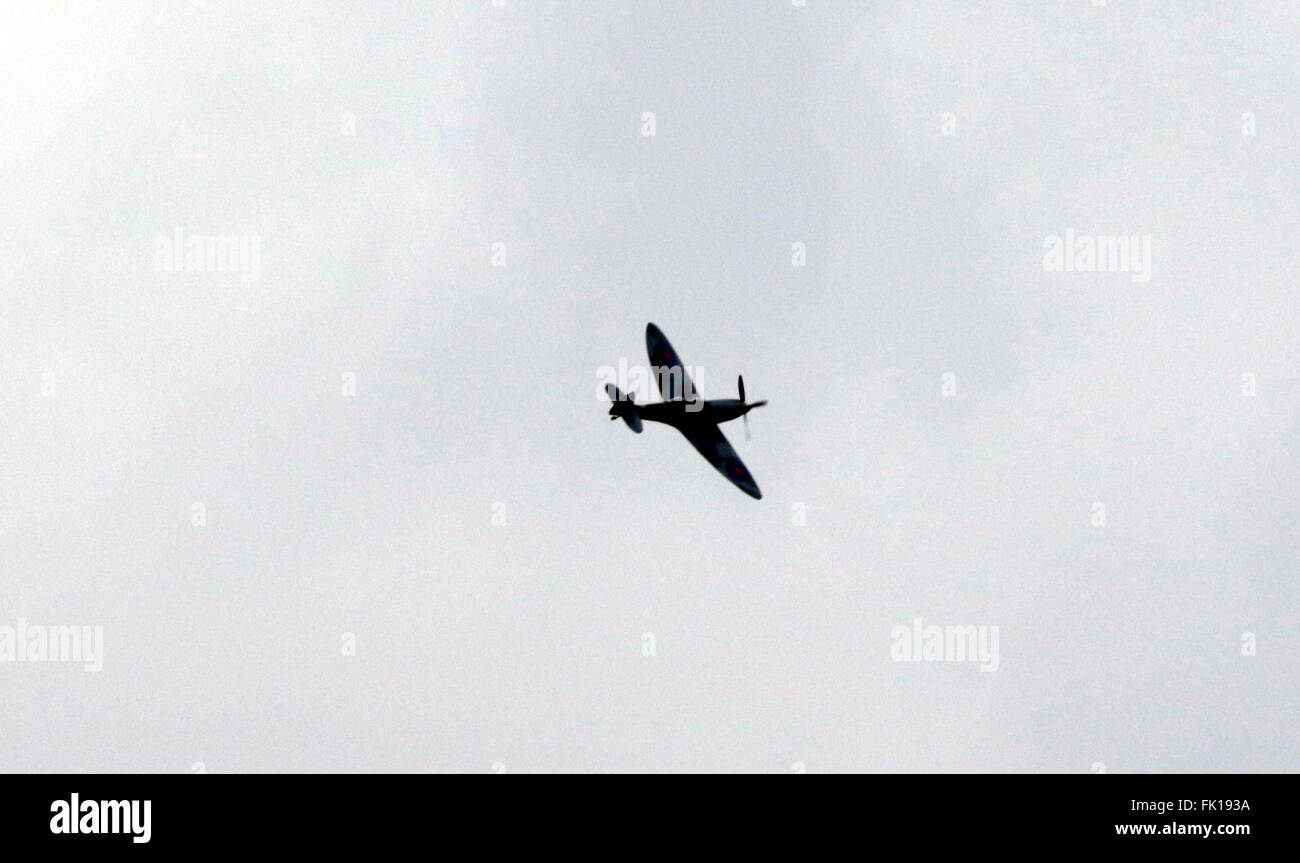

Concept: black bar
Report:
left=2, top=775, right=1289, bottom=851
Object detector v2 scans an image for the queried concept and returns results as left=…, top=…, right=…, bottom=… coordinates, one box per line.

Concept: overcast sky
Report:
left=1, top=1, right=1297, bottom=772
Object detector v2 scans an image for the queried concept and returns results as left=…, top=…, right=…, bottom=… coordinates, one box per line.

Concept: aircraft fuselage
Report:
left=634, top=398, right=753, bottom=428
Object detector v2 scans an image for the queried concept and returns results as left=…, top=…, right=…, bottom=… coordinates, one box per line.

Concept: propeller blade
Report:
left=738, top=375, right=746, bottom=403
left=744, top=412, right=751, bottom=441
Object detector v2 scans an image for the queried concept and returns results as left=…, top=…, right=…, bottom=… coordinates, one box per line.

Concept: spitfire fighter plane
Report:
left=605, top=323, right=767, bottom=499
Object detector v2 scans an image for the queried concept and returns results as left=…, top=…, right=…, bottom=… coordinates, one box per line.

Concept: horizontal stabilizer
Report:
left=605, top=383, right=642, bottom=433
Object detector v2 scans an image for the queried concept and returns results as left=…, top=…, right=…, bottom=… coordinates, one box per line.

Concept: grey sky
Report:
left=0, top=1, right=1296, bottom=772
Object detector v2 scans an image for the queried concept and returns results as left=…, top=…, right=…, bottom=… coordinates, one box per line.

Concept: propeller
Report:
left=739, top=375, right=750, bottom=441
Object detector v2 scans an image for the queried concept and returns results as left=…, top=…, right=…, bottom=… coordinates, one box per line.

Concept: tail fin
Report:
left=605, top=384, right=643, bottom=433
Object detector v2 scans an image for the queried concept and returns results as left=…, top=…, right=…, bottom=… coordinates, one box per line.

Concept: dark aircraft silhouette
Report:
left=606, top=323, right=768, bottom=499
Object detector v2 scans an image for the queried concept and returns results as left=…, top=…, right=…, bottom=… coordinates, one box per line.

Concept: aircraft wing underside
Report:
left=677, top=423, right=762, bottom=499
left=646, top=322, right=698, bottom=401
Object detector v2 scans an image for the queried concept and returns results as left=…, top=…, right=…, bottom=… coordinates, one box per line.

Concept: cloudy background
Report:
left=1, top=1, right=1296, bottom=772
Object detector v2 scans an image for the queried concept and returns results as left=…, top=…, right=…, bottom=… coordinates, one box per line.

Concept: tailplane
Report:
left=604, top=384, right=643, bottom=433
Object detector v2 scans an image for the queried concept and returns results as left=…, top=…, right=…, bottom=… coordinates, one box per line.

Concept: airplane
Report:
left=605, top=323, right=768, bottom=499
